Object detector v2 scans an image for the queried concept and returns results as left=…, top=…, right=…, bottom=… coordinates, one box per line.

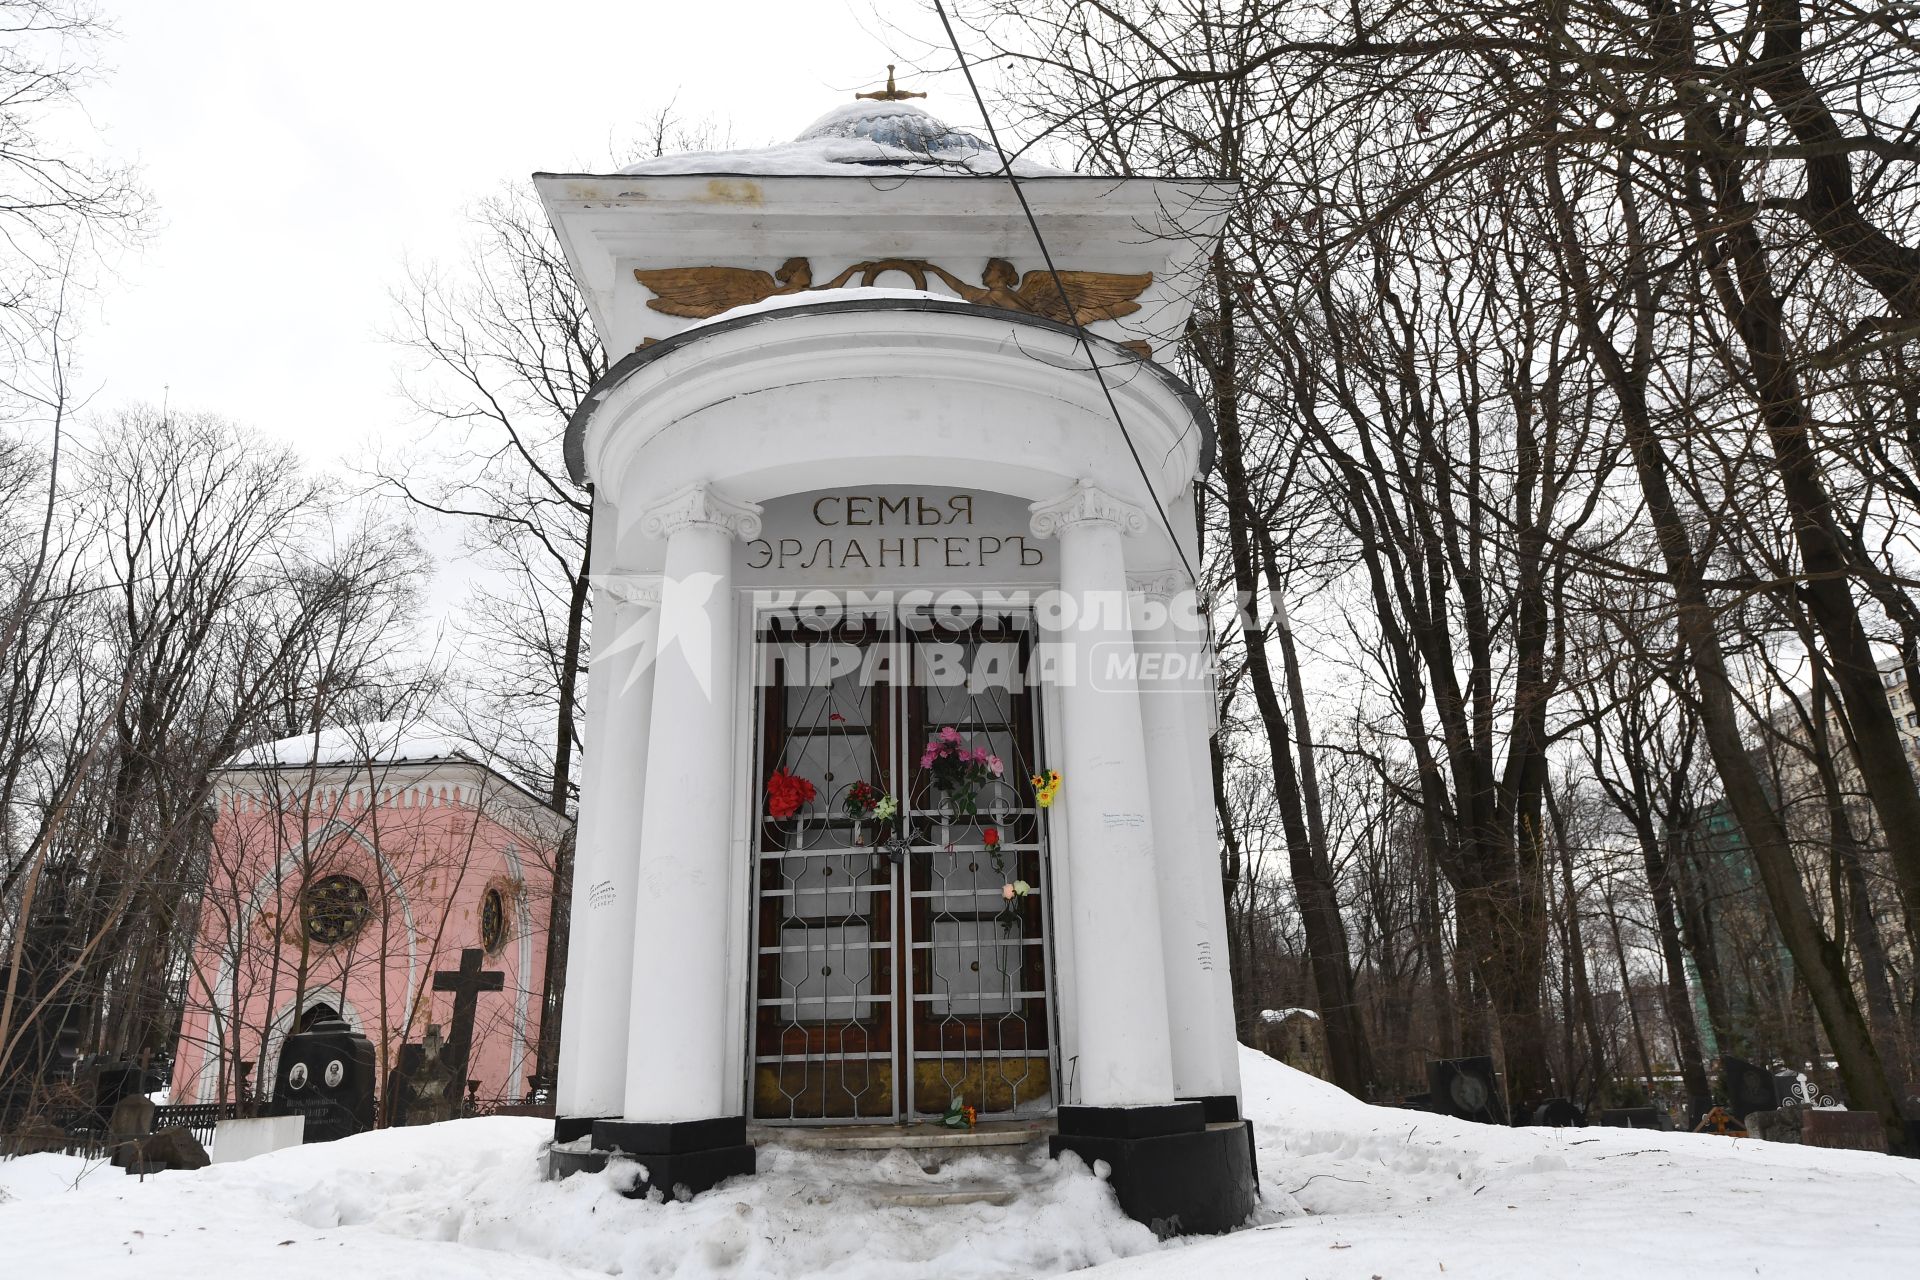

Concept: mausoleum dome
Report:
left=791, top=100, right=991, bottom=162
left=617, top=95, right=1061, bottom=176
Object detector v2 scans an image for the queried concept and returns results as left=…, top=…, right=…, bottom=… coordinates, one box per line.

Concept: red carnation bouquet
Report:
left=767, top=768, right=816, bottom=819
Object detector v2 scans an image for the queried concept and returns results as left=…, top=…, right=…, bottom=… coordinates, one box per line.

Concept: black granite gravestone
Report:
left=1533, top=1098, right=1584, bottom=1127
left=1722, top=1055, right=1777, bottom=1120
left=269, top=1017, right=376, bottom=1142
left=93, top=1060, right=160, bottom=1110
left=1427, top=1057, right=1508, bottom=1124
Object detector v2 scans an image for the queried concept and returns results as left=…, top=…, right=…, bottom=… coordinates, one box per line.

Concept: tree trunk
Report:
left=1546, top=148, right=1907, bottom=1151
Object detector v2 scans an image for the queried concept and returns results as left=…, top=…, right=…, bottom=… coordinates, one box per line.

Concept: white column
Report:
left=1030, top=481, right=1176, bottom=1107
left=622, top=484, right=761, bottom=1121
left=1131, top=573, right=1240, bottom=1100
left=555, top=575, right=659, bottom=1120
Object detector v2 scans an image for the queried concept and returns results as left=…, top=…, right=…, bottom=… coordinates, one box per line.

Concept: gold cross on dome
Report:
left=856, top=65, right=926, bottom=102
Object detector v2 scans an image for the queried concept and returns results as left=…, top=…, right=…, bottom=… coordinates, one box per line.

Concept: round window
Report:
left=480, top=887, right=509, bottom=953
left=301, top=874, right=370, bottom=946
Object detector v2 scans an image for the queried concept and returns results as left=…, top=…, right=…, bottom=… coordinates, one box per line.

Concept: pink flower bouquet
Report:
left=920, top=725, right=1002, bottom=816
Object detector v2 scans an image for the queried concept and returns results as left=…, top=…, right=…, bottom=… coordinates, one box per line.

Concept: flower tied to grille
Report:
left=766, top=768, right=816, bottom=819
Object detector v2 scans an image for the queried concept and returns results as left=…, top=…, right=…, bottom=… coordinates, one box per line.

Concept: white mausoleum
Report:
left=538, top=91, right=1251, bottom=1233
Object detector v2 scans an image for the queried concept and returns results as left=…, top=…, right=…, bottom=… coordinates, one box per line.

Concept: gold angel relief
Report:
left=632, top=257, right=1153, bottom=329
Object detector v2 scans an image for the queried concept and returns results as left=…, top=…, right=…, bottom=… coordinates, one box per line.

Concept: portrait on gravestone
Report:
left=1428, top=1057, right=1508, bottom=1125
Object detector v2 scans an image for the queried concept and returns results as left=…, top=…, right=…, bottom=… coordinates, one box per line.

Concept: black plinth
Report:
left=552, top=1115, right=605, bottom=1145
left=547, top=1114, right=755, bottom=1200
left=1051, top=1104, right=1258, bottom=1237
left=1179, top=1094, right=1243, bottom=1124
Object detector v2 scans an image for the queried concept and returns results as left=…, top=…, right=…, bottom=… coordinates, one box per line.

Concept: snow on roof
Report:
left=619, top=99, right=1069, bottom=178
left=679, top=286, right=962, bottom=333
left=1260, top=1007, right=1321, bottom=1022
left=228, top=720, right=490, bottom=771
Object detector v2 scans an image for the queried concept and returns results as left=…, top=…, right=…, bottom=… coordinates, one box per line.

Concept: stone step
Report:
left=855, top=1180, right=1022, bottom=1208
left=749, top=1119, right=1052, bottom=1151
left=765, top=1134, right=1049, bottom=1210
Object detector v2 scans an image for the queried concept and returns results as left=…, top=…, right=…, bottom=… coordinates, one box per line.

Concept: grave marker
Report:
left=432, top=948, right=504, bottom=1089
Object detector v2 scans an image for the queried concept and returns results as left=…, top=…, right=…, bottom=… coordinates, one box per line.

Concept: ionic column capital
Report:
left=639, top=483, right=763, bottom=543
left=1126, top=571, right=1187, bottom=603
left=1028, top=480, right=1147, bottom=541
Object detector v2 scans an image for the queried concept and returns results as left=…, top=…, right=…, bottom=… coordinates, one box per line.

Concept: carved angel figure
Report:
left=632, top=255, right=1153, bottom=328
left=923, top=258, right=1153, bottom=325
left=634, top=257, right=815, bottom=317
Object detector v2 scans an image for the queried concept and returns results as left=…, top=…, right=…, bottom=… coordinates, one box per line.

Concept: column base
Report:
left=1050, top=1104, right=1257, bottom=1237
left=546, top=1115, right=757, bottom=1199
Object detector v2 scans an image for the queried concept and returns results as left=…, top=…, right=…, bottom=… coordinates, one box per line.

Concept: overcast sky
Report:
left=69, top=0, right=984, bottom=465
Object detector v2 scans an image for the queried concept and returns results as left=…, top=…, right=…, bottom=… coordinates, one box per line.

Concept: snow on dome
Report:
left=228, top=719, right=489, bottom=770
left=619, top=98, right=1068, bottom=178
left=792, top=100, right=991, bottom=155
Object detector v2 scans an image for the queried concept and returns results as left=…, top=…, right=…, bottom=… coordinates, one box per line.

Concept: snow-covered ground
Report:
left=5, top=1047, right=1916, bottom=1278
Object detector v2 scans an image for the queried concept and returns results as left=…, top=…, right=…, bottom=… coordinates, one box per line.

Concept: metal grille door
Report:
left=749, top=613, right=1055, bottom=1123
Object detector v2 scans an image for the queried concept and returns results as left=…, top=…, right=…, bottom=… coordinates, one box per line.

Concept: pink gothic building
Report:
left=170, top=721, right=571, bottom=1113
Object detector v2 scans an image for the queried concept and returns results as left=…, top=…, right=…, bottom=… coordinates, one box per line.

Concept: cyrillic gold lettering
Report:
left=916, top=497, right=944, bottom=525
left=1018, top=536, right=1043, bottom=566
left=798, top=538, right=832, bottom=570
left=879, top=496, right=911, bottom=525
left=944, top=536, right=968, bottom=568
left=777, top=538, right=803, bottom=568
left=812, top=496, right=840, bottom=526
left=879, top=538, right=906, bottom=567
left=840, top=539, right=871, bottom=569
left=948, top=495, right=974, bottom=524
left=845, top=495, right=873, bottom=525
left=747, top=539, right=773, bottom=569
left=913, top=536, right=940, bottom=566
left=977, top=535, right=1002, bottom=562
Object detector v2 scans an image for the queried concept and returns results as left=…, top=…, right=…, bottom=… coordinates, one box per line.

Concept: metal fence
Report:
left=153, top=1101, right=240, bottom=1149
left=1, top=1101, right=240, bottom=1160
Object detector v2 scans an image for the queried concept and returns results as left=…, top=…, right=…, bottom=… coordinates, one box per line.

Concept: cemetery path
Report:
left=4, top=1049, right=1917, bottom=1278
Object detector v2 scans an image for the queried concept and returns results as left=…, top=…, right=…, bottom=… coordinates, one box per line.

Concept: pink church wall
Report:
left=171, top=761, right=565, bottom=1115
